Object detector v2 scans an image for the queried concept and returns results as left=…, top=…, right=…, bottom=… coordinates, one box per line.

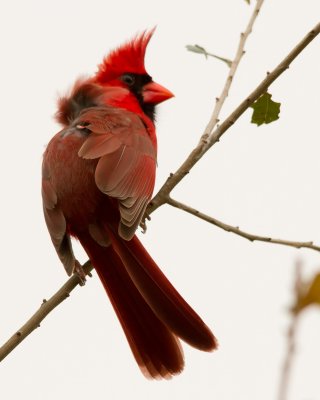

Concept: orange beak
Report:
left=142, top=81, right=174, bottom=104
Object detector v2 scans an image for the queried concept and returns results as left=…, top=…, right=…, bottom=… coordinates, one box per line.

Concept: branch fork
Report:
left=1, top=3, right=320, bottom=369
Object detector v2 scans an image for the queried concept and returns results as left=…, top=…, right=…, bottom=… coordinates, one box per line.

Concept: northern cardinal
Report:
left=42, top=29, right=217, bottom=378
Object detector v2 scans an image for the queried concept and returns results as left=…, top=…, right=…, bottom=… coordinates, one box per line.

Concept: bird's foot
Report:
left=74, top=260, right=86, bottom=286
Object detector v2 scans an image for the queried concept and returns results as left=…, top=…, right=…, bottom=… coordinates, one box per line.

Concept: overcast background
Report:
left=1, top=1, right=320, bottom=399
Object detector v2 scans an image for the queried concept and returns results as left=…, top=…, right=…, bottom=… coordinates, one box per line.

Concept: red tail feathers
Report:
left=78, top=231, right=217, bottom=378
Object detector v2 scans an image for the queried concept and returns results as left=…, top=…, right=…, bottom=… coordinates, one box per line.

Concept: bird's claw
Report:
left=74, top=260, right=86, bottom=286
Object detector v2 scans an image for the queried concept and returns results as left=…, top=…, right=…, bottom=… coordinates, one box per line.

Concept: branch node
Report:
left=0, top=261, right=95, bottom=362
left=3, top=5, right=320, bottom=369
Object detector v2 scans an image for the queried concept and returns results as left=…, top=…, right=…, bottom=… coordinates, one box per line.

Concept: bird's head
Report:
left=95, top=28, right=173, bottom=121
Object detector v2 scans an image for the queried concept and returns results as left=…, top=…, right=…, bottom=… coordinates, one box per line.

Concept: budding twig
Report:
left=1, top=9, right=320, bottom=365
left=167, top=198, right=320, bottom=253
left=146, top=20, right=320, bottom=216
left=0, top=261, right=93, bottom=362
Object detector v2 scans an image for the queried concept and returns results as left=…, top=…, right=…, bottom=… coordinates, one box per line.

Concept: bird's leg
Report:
left=74, top=260, right=86, bottom=286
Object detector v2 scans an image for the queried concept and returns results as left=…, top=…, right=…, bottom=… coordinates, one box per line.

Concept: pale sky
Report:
left=1, top=1, right=320, bottom=399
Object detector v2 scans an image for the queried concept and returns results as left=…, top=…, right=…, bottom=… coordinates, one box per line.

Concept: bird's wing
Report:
left=76, top=106, right=156, bottom=240
left=42, top=158, right=76, bottom=275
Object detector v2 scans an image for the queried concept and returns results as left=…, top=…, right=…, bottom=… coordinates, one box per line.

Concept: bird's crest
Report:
left=95, top=28, right=155, bottom=83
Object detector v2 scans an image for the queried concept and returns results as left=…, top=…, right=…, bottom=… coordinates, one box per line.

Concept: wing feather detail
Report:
left=76, top=106, right=156, bottom=240
left=42, top=159, right=76, bottom=275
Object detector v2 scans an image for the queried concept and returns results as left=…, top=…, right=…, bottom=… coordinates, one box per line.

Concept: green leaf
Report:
left=186, top=44, right=208, bottom=58
left=186, top=44, right=232, bottom=67
left=250, top=93, right=281, bottom=126
left=245, top=0, right=250, bottom=4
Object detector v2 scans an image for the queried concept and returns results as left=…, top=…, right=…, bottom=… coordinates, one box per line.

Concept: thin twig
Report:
left=0, top=4, right=264, bottom=364
left=277, top=262, right=302, bottom=400
left=147, top=0, right=264, bottom=213
left=167, top=197, right=320, bottom=253
left=202, top=0, right=264, bottom=141
left=0, top=261, right=93, bottom=362
left=278, top=313, right=300, bottom=400
left=146, top=21, right=320, bottom=216
left=2, top=15, right=320, bottom=366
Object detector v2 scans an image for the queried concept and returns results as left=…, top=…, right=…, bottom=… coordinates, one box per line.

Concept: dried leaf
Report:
left=295, top=273, right=320, bottom=312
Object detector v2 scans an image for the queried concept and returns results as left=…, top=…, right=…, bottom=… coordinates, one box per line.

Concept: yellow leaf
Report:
left=295, top=272, right=320, bottom=312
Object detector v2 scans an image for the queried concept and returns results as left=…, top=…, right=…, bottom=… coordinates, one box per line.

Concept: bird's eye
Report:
left=121, top=74, right=135, bottom=86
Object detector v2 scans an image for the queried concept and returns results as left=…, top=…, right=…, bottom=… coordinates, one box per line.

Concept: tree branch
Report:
left=167, top=197, right=320, bottom=253
left=201, top=0, right=264, bottom=142
left=0, top=261, right=93, bottom=362
left=146, top=21, right=320, bottom=216
left=277, top=262, right=302, bottom=400
left=2, top=10, right=320, bottom=367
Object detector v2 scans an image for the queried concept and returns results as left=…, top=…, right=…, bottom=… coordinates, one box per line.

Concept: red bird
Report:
left=42, top=29, right=217, bottom=378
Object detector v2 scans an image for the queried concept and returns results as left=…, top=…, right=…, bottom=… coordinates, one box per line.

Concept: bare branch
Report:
left=2, top=11, right=320, bottom=367
left=0, top=5, right=266, bottom=365
left=167, top=197, right=320, bottom=253
left=202, top=0, right=264, bottom=141
left=278, top=311, right=300, bottom=400
left=147, top=21, right=320, bottom=216
left=0, top=261, right=93, bottom=362
left=277, top=262, right=302, bottom=400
